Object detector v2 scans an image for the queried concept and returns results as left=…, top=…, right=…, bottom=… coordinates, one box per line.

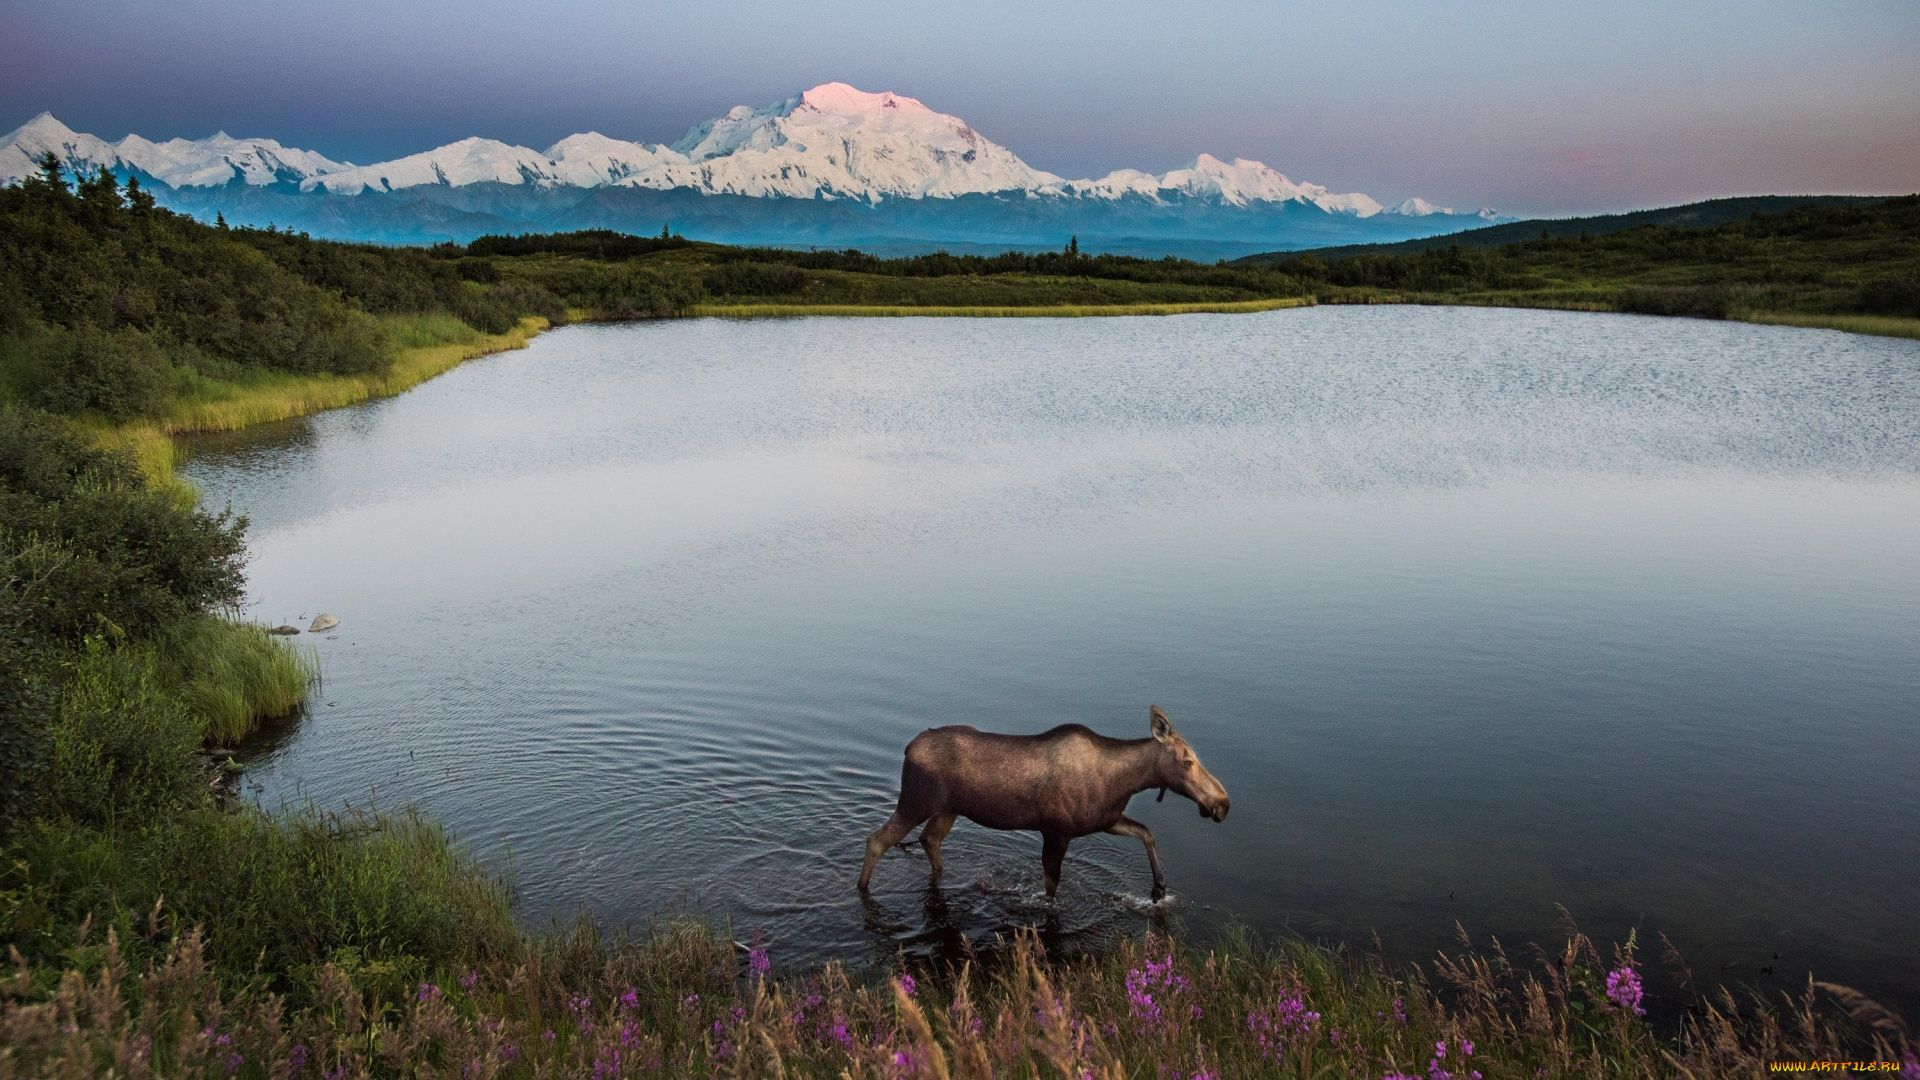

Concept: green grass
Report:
left=687, top=297, right=1315, bottom=318
left=156, top=616, right=318, bottom=744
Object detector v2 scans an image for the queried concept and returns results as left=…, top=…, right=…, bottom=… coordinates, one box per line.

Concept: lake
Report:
left=181, top=305, right=1920, bottom=1015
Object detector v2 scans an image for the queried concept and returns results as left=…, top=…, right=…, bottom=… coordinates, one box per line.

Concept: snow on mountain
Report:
left=5, top=87, right=1484, bottom=226
left=647, top=82, right=1065, bottom=200
left=540, top=132, right=682, bottom=188
left=1066, top=153, right=1384, bottom=216
left=0, top=112, right=349, bottom=188
left=303, top=137, right=567, bottom=194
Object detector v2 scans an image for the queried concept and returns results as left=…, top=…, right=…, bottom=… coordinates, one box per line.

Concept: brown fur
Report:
left=857, top=705, right=1230, bottom=899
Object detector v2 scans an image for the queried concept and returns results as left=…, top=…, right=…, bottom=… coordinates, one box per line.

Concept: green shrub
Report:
left=1860, top=272, right=1920, bottom=317
left=0, top=409, right=246, bottom=644
left=456, top=256, right=499, bottom=283
left=704, top=260, right=807, bottom=297
left=0, top=586, right=53, bottom=837
left=27, top=325, right=173, bottom=419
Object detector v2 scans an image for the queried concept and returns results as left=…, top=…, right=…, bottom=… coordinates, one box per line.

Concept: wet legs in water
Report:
left=920, top=814, right=956, bottom=877
left=859, top=811, right=927, bottom=891
left=1104, top=815, right=1166, bottom=900
left=1041, top=833, right=1069, bottom=898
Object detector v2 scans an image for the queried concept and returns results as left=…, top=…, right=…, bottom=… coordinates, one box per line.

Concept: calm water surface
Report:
left=181, top=306, right=1920, bottom=1013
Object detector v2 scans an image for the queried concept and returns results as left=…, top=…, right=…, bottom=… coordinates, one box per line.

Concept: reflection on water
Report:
left=179, top=306, right=1920, bottom=1015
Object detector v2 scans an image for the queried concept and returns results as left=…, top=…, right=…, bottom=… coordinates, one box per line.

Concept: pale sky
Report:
left=3, top=0, right=1916, bottom=215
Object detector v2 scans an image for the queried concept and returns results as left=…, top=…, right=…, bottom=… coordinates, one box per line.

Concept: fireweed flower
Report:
left=289, top=1044, right=308, bottom=1074
left=749, top=946, right=771, bottom=977
left=1125, top=955, right=1196, bottom=1035
left=1605, top=966, right=1646, bottom=1016
left=897, top=972, right=917, bottom=998
left=459, top=969, right=480, bottom=991
left=417, top=983, right=443, bottom=1002
left=1248, top=989, right=1321, bottom=1060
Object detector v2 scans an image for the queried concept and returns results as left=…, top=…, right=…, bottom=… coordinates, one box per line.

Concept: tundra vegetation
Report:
left=2, top=159, right=1915, bottom=1075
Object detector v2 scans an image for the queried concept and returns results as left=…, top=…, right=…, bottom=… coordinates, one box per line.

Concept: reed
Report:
left=2, top=913, right=1906, bottom=1079
left=685, top=297, right=1316, bottom=319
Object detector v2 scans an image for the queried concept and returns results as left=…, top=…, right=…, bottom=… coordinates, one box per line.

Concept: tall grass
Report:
left=157, top=616, right=317, bottom=744
left=686, top=297, right=1315, bottom=319
left=2, top=915, right=1908, bottom=1079
left=10, top=806, right=519, bottom=1004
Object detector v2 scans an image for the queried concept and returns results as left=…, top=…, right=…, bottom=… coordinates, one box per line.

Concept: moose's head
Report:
left=1150, top=705, right=1230, bottom=822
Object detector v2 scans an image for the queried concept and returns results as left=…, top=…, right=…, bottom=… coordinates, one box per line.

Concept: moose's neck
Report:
left=1121, top=739, right=1176, bottom=797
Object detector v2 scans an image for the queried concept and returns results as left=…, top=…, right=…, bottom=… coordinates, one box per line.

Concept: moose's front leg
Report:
left=1040, top=833, right=1069, bottom=898
left=1104, top=815, right=1166, bottom=900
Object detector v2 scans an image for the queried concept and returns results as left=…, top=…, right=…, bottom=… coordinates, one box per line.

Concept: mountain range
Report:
left=2, top=83, right=1501, bottom=257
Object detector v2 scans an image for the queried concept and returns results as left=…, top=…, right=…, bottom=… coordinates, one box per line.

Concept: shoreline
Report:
left=683, top=296, right=1316, bottom=318
left=102, top=296, right=1916, bottom=492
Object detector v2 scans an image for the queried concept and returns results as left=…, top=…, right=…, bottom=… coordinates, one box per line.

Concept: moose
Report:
left=857, top=706, right=1230, bottom=900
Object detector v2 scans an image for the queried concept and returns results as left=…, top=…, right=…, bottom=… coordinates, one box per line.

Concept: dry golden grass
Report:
left=1733, top=310, right=1920, bottom=340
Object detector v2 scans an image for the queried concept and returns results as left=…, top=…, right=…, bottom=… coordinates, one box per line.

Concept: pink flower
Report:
left=1605, top=966, right=1646, bottom=1016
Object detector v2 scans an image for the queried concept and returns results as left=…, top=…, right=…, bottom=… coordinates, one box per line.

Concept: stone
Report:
left=309, top=613, right=340, bottom=632
left=269, top=625, right=300, bottom=635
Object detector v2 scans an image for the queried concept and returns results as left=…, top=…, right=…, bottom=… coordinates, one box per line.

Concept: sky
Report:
left=2, top=0, right=1916, bottom=216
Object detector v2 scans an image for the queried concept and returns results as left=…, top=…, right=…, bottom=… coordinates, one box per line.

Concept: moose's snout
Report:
left=1201, top=798, right=1229, bottom=822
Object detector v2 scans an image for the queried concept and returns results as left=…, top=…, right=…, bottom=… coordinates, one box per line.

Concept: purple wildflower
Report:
left=224, top=1053, right=245, bottom=1075
left=289, top=1044, right=309, bottom=1075
left=500, top=1044, right=519, bottom=1062
left=618, top=988, right=640, bottom=1011
left=680, top=993, right=699, bottom=1012
left=460, top=969, right=480, bottom=991
left=1606, top=965, right=1646, bottom=1016
left=897, top=972, right=917, bottom=998
left=417, top=983, right=443, bottom=1002
left=749, top=946, right=771, bottom=977
left=1125, top=955, right=1195, bottom=1036
left=1248, top=989, right=1322, bottom=1060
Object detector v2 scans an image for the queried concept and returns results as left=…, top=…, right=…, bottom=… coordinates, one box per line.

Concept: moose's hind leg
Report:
left=859, top=811, right=926, bottom=892
left=920, top=814, right=957, bottom=879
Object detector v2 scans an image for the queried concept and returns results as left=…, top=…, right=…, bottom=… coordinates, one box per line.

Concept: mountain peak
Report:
left=797, top=82, right=930, bottom=115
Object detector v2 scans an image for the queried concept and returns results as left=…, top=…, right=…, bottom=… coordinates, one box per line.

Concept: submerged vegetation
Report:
left=3, top=160, right=1916, bottom=1075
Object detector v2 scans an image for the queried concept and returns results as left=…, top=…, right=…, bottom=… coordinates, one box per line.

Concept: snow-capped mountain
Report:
left=1, top=112, right=349, bottom=189
left=2, top=85, right=1503, bottom=255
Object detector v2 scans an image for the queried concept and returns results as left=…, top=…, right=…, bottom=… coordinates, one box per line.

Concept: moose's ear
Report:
left=1150, top=705, right=1175, bottom=743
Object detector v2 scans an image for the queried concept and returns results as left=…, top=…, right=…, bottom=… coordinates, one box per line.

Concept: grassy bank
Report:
left=158, top=314, right=548, bottom=435
left=3, top=913, right=1911, bottom=1079
left=686, top=297, right=1314, bottom=318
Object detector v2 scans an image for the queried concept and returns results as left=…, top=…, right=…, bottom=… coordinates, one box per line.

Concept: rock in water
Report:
left=309, top=613, right=340, bottom=632
left=269, top=625, right=301, bottom=635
